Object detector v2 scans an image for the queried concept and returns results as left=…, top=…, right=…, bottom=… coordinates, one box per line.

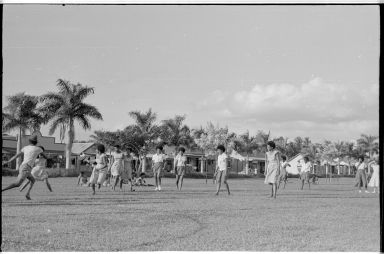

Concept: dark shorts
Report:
left=175, top=166, right=185, bottom=176
left=216, top=169, right=228, bottom=183
left=300, top=172, right=310, bottom=182
left=153, top=162, right=164, bottom=177
left=355, top=169, right=367, bottom=188
left=18, top=164, right=33, bottom=181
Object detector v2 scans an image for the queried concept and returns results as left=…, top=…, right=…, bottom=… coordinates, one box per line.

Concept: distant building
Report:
left=286, top=153, right=304, bottom=175
left=2, top=131, right=65, bottom=169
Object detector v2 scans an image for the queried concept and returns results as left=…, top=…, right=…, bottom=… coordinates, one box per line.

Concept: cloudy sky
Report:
left=3, top=5, right=379, bottom=143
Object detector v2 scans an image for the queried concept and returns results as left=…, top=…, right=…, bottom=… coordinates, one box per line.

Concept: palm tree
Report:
left=2, top=93, right=47, bottom=170
left=255, top=130, right=270, bottom=153
left=39, top=79, right=103, bottom=169
left=234, top=131, right=259, bottom=175
left=160, top=115, right=193, bottom=149
left=357, top=134, right=379, bottom=158
left=128, top=108, right=160, bottom=173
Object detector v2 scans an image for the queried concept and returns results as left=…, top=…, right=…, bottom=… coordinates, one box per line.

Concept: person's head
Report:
left=281, top=155, right=287, bottom=162
left=304, top=156, right=309, bottom=163
left=178, top=147, right=186, bottom=155
left=216, top=145, right=225, bottom=154
left=156, top=145, right=163, bottom=154
left=114, top=144, right=121, bottom=152
left=267, top=141, right=276, bottom=151
left=29, top=135, right=38, bottom=145
left=96, top=144, right=106, bottom=154
left=358, top=155, right=365, bottom=163
left=37, top=146, right=45, bottom=158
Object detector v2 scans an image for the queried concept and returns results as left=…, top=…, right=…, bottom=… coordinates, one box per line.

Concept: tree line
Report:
left=3, top=79, right=379, bottom=172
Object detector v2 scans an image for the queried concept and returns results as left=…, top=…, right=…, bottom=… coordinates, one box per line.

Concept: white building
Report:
left=285, top=153, right=304, bottom=175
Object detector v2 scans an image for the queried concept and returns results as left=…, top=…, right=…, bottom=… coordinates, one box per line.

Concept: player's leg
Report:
left=2, top=171, right=27, bottom=192
left=19, top=179, right=31, bottom=192
left=223, top=170, right=230, bottom=195
left=215, top=171, right=222, bottom=195
left=25, top=175, right=35, bottom=200
left=44, top=178, right=53, bottom=192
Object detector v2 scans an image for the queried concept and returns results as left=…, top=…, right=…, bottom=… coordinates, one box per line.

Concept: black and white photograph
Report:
left=1, top=2, right=381, bottom=252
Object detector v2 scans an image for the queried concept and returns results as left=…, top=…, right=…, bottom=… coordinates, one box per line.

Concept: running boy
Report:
left=2, top=136, right=46, bottom=200
left=174, top=147, right=187, bottom=190
left=215, top=145, right=230, bottom=195
left=19, top=146, right=53, bottom=193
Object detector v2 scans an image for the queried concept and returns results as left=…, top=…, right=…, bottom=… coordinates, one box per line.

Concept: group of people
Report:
left=1, top=136, right=380, bottom=200
left=354, top=155, right=380, bottom=194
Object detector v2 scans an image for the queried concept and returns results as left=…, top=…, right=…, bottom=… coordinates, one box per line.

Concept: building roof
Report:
left=71, top=143, right=95, bottom=155
left=287, top=153, right=304, bottom=163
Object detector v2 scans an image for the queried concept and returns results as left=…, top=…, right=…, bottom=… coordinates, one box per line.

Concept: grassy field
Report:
left=1, top=176, right=380, bottom=251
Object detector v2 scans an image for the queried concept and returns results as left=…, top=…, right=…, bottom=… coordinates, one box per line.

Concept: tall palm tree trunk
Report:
left=245, top=154, right=250, bottom=175
left=16, top=127, right=23, bottom=170
left=141, top=155, right=147, bottom=173
left=65, top=121, right=75, bottom=170
left=200, top=156, right=205, bottom=173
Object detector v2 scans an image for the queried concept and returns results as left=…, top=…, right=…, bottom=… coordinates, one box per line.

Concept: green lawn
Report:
left=1, top=176, right=380, bottom=251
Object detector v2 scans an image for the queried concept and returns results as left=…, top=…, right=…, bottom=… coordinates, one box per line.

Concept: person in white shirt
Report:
left=299, top=156, right=312, bottom=190
left=19, top=146, right=53, bottom=193
left=152, top=145, right=167, bottom=191
left=215, top=145, right=230, bottom=196
left=354, top=155, right=369, bottom=193
left=174, top=147, right=187, bottom=190
left=2, top=135, right=46, bottom=200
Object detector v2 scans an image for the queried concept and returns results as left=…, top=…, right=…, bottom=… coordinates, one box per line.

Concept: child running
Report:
left=264, top=141, right=280, bottom=198
left=2, top=136, right=45, bottom=200
left=299, top=156, right=312, bottom=190
left=215, top=145, right=230, bottom=196
left=355, top=156, right=369, bottom=193
left=109, top=145, right=124, bottom=191
left=174, top=147, right=187, bottom=190
left=19, top=146, right=53, bottom=193
left=89, top=144, right=108, bottom=195
left=152, top=145, right=167, bottom=191
left=278, top=155, right=290, bottom=189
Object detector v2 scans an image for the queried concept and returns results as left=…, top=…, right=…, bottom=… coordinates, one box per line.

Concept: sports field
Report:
left=1, top=176, right=380, bottom=251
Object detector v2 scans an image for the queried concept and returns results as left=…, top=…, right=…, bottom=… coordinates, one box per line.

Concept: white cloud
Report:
left=197, top=78, right=379, bottom=140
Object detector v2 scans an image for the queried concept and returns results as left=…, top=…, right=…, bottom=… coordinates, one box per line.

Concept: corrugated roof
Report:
left=71, top=143, right=95, bottom=155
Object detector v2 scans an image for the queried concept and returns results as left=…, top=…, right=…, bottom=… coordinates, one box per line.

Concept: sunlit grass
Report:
left=1, top=176, right=380, bottom=251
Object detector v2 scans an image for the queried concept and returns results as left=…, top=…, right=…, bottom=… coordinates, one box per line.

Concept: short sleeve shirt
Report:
left=152, top=153, right=166, bottom=163
left=175, top=154, right=187, bottom=167
left=355, top=162, right=367, bottom=170
left=21, top=145, right=43, bottom=167
left=301, top=162, right=312, bottom=173
left=217, top=153, right=228, bottom=171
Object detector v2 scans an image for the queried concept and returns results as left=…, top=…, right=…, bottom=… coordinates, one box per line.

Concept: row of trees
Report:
left=3, top=79, right=380, bottom=174
left=3, top=79, right=103, bottom=169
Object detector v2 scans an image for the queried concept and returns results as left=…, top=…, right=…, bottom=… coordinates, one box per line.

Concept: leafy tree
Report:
left=357, top=134, right=379, bottom=158
left=2, top=93, right=48, bottom=169
left=39, top=79, right=103, bottom=169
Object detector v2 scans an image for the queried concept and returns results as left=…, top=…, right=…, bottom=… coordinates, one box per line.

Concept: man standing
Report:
left=2, top=136, right=45, bottom=200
